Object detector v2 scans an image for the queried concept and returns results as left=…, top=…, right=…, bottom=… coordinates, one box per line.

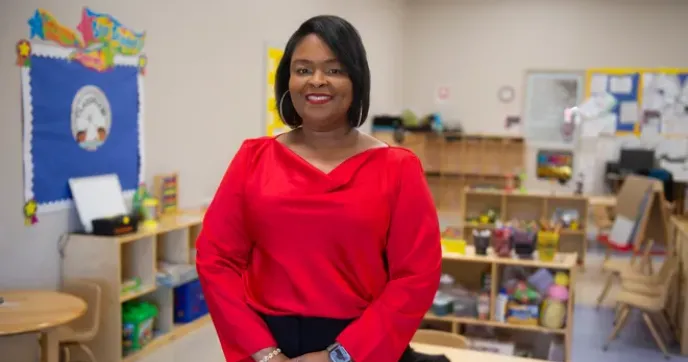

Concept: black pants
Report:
left=260, top=314, right=418, bottom=361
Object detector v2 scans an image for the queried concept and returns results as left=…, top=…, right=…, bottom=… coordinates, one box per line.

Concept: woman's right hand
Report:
left=253, top=348, right=289, bottom=362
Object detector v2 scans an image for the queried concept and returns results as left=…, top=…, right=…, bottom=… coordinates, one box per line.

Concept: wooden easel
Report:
left=611, top=175, right=671, bottom=259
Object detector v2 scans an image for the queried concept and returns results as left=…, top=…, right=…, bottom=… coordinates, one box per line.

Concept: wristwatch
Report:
left=327, top=343, right=352, bottom=362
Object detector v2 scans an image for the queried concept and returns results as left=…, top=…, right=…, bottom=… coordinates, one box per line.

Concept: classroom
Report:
left=1, top=0, right=688, bottom=362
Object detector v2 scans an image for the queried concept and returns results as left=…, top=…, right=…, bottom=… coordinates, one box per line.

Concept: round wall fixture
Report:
left=498, top=86, right=515, bottom=104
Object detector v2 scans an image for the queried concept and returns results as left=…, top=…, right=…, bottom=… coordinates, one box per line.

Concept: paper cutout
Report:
left=138, top=54, right=147, bottom=75
left=619, top=101, right=639, bottom=124
left=609, top=76, right=633, bottom=95
left=78, top=8, right=146, bottom=56
left=589, top=75, right=607, bottom=93
left=25, top=7, right=145, bottom=73
left=29, top=9, right=84, bottom=48
left=23, top=199, right=38, bottom=226
left=266, top=46, right=287, bottom=136
left=16, top=39, right=32, bottom=67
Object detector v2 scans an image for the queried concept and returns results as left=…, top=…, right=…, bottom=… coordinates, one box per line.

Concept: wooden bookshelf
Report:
left=460, top=188, right=589, bottom=266
left=372, top=131, right=525, bottom=213
left=61, top=213, right=207, bottom=362
left=425, top=247, right=578, bottom=361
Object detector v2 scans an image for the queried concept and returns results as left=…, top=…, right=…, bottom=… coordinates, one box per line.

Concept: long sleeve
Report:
left=196, top=140, right=276, bottom=362
left=336, top=153, right=442, bottom=362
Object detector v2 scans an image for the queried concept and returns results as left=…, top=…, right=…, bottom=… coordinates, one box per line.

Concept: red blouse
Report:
left=196, top=137, right=442, bottom=362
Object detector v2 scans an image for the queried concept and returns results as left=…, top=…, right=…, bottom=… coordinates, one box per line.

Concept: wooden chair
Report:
left=596, top=240, right=655, bottom=308
left=602, top=254, right=678, bottom=359
left=412, top=329, right=469, bottom=349
left=58, top=280, right=102, bottom=362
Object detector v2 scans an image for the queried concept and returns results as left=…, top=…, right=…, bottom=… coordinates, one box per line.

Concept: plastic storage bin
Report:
left=174, top=279, right=208, bottom=323
left=122, top=301, right=158, bottom=354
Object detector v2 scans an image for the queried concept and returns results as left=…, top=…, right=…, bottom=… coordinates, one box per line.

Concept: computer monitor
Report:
left=619, top=148, right=655, bottom=172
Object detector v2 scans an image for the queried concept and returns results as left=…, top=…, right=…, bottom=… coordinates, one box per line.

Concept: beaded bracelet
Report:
left=259, top=348, right=282, bottom=362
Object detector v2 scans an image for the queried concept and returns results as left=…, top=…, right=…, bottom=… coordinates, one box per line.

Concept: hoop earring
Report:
left=356, top=104, right=364, bottom=128
left=278, top=91, right=289, bottom=123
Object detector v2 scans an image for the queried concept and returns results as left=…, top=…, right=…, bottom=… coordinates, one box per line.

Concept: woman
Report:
left=196, top=15, right=442, bottom=362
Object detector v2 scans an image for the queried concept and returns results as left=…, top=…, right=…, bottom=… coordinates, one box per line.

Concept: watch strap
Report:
left=327, top=343, right=352, bottom=362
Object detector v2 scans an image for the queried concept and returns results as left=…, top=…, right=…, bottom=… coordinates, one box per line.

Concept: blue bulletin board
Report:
left=17, top=7, right=147, bottom=222
left=585, top=69, right=642, bottom=135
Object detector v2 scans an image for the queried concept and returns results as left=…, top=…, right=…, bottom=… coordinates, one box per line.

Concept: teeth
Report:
left=307, top=95, right=331, bottom=101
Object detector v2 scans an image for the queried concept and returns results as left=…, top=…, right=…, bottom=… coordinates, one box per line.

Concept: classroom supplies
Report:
left=122, top=301, right=158, bottom=354
left=69, top=174, right=129, bottom=234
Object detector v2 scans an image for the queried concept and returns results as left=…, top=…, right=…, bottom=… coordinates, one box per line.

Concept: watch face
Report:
left=329, top=345, right=351, bottom=362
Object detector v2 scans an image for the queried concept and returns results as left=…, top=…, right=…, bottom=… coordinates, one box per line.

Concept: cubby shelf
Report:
left=427, top=247, right=578, bottom=361
left=61, top=213, right=206, bottom=362
left=372, top=131, right=525, bottom=213
left=460, top=188, right=589, bottom=266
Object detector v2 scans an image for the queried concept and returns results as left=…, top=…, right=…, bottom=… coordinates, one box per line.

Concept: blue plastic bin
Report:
left=174, top=278, right=208, bottom=323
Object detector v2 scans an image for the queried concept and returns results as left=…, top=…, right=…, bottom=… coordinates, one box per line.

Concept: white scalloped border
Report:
left=22, top=43, right=145, bottom=214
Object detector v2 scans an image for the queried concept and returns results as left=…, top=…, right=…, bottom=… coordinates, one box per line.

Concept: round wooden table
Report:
left=0, top=290, right=87, bottom=362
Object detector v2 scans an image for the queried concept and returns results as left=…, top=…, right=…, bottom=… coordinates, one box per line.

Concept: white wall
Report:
left=0, top=0, right=404, bottom=290
left=402, top=0, right=688, bottom=191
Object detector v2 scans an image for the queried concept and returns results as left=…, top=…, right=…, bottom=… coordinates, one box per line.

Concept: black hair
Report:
left=274, top=15, right=371, bottom=128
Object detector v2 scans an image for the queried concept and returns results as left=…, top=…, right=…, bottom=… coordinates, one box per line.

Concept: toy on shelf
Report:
left=466, top=208, right=499, bottom=225
left=131, top=183, right=151, bottom=220
left=527, top=268, right=555, bottom=295
left=540, top=272, right=570, bottom=329
left=141, top=198, right=160, bottom=230
left=504, top=278, right=542, bottom=326
left=505, top=173, right=514, bottom=193
left=518, top=171, right=527, bottom=194
left=477, top=292, right=490, bottom=320
left=122, top=301, right=158, bottom=354
left=551, top=208, right=580, bottom=230
left=473, top=229, right=492, bottom=255
left=506, top=302, right=539, bottom=326
left=574, top=172, right=584, bottom=195
left=153, top=172, right=179, bottom=216
left=510, top=281, right=541, bottom=304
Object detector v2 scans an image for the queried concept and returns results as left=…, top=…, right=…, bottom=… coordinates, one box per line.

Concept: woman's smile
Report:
left=305, top=93, right=333, bottom=105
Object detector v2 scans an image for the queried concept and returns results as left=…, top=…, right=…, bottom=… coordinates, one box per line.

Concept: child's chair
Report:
left=58, top=280, right=102, bottom=362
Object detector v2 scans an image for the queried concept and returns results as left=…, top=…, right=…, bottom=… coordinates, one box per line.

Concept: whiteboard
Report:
left=69, top=174, right=128, bottom=233
left=524, top=72, right=584, bottom=146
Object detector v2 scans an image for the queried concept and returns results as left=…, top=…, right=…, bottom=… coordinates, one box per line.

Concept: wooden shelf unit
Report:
left=61, top=214, right=207, bottom=362
left=460, top=189, right=589, bottom=266
left=372, top=131, right=525, bottom=213
left=424, top=247, right=578, bottom=361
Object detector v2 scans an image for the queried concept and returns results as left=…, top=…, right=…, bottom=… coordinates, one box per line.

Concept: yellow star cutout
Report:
left=18, top=42, right=30, bottom=57
left=24, top=200, right=37, bottom=215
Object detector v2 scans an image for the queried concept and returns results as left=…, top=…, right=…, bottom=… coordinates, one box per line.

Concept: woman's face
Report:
left=289, top=34, right=353, bottom=131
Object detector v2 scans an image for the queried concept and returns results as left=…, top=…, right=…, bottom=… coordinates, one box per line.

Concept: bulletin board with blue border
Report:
left=584, top=68, right=643, bottom=135
left=17, top=7, right=147, bottom=223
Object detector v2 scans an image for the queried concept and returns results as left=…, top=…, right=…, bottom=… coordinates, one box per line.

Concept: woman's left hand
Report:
left=290, top=350, right=329, bottom=362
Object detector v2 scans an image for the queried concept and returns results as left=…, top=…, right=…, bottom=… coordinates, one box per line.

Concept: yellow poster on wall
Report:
left=265, top=46, right=286, bottom=136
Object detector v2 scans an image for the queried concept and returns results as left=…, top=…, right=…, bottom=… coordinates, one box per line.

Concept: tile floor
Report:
left=136, top=251, right=684, bottom=362
left=571, top=251, right=683, bottom=362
